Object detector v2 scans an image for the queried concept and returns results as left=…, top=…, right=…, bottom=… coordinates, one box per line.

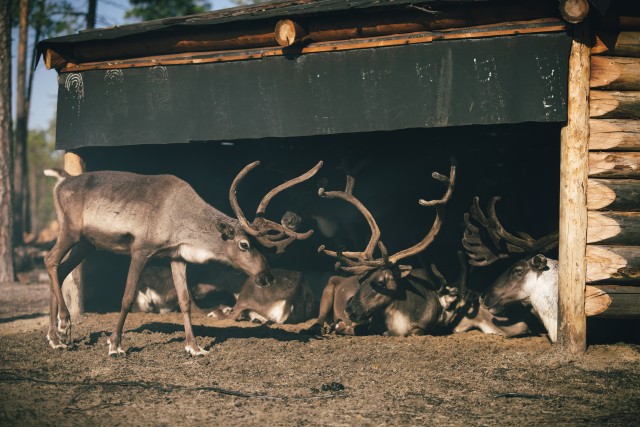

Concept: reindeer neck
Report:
left=526, top=260, right=559, bottom=342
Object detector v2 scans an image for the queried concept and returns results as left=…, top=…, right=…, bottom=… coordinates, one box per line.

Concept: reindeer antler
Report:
left=462, top=196, right=559, bottom=267
left=388, top=160, right=456, bottom=265
left=319, top=159, right=456, bottom=274
left=229, top=161, right=323, bottom=254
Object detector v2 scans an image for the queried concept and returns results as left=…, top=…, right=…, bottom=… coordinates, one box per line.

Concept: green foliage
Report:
left=27, top=122, right=62, bottom=233
left=125, top=0, right=211, bottom=21
left=12, top=0, right=86, bottom=38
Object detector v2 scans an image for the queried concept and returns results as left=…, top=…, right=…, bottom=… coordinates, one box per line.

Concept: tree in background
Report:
left=26, top=123, right=62, bottom=243
left=1, top=0, right=15, bottom=282
left=14, top=0, right=29, bottom=246
left=125, top=0, right=211, bottom=21
left=11, top=0, right=88, bottom=246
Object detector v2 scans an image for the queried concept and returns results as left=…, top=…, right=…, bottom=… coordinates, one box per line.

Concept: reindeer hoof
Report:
left=108, top=347, right=127, bottom=357
left=46, top=334, right=68, bottom=350
left=107, top=338, right=126, bottom=357
left=185, top=345, right=209, bottom=357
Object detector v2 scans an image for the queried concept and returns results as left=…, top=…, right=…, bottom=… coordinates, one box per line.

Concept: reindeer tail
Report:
left=43, top=168, right=70, bottom=183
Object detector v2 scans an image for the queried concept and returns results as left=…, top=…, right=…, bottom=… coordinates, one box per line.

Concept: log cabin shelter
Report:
left=37, top=0, right=640, bottom=352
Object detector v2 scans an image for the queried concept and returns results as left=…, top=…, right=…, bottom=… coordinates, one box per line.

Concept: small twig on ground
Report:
left=493, top=392, right=546, bottom=399
left=0, top=370, right=345, bottom=401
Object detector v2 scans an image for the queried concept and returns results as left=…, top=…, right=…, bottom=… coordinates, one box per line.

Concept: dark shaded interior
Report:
left=74, top=122, right=561, bottom=310
left=71, top=122, right=640, bottom=346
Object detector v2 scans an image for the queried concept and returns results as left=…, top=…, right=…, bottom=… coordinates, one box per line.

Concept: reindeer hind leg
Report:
left=44, top=233, right=82, bottom=349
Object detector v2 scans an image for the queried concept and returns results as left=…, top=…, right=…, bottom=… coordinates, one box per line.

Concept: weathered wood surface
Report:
left=587, top=179, right=640, bottom=211
left=71, top=27, right=277, bottom=64
left=593, top=32, right=640, bottom=57
left=275, top=19, right=308, bottom=47
left=57, top=19, right=566, bottom=73
left=587, top=285, right=640, bottom=318
left=63, top=151, right=85, bottom=176
left=42, top=2, right=560, bottom=69
left=559, top=0, right=589, bottom=24
left=589, top=119, right=640, bottom=151
left=586, top=245, right=640, bottom=283
left=587, top=211, right=640, bottom=245
left=589, top=152, right=640, bottom=178
left=558, top=22, right=589, bottom=354
left=590, top=90, right=640, bottom=119
left=585, top=285, right=611, bottom=316
left=590, top=56, right=640, bottom=90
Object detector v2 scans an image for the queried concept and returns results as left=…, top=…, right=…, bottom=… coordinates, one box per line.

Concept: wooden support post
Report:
left=62, top=151, right=85, bottom=316
left=558, top=22, right=590, bottom=354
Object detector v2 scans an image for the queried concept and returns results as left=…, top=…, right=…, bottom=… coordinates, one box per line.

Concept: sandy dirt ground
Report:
left=1, top=280, right=639, bottom=426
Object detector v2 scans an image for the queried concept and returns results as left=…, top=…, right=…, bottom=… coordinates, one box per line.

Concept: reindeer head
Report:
left=319, top=160, right=456, bottom=323
left=482, top=254, right=551, bottom=314
left=462, top=196, right=558, bottom=312
left=229, top=160, right=323, bottom=255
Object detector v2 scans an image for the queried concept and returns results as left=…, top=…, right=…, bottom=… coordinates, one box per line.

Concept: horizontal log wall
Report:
left=587, top=21, right=640, bottom=319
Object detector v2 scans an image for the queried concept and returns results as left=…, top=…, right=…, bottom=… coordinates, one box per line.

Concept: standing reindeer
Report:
left=462, top=196, right=559, bottom=341
left=44, top=161, right=322, bottom=356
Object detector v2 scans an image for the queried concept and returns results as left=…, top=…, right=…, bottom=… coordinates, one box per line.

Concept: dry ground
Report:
left=1, top=281, right=639, bottom=426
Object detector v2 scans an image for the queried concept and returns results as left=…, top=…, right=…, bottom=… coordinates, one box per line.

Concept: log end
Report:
left=585, top=285, right=612, bottom=316
left=275, top=19, right=307, bottom=47
left=559, top=0, right=590, bottom=24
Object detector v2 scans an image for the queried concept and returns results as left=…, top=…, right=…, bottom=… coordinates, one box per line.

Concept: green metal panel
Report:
left=56, top=33, right=570, bottom=149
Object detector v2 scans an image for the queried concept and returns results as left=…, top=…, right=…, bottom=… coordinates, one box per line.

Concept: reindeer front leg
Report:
left=108, top=252, right=148, bottom=356
left=171, top=260, right=208, bottom=356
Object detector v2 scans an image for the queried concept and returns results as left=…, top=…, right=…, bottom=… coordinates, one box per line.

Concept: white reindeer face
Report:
left=482, top=255, right=549, bottom=313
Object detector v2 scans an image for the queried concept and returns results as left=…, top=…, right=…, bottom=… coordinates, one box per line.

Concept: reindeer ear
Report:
left=531, top=254, right=547, bottom=271
left=398, top=265, right=413, bottom=279
left=216, top=221, right=235, bottom=241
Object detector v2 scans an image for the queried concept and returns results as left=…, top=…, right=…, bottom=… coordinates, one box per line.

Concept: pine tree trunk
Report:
left=0, top=0, right=16, bottom=283
left=87, top=0, right=97, bottom=29
left=13, top=0, right=28, bottom=244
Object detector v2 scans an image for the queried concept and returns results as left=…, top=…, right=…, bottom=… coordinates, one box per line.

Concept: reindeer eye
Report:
left=238, top=240, right=250, bottom=252
left=513, top=266, right=524, bottom=277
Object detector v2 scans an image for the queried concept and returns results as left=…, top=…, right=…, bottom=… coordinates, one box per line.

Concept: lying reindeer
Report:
left=311, top=164, right=533, bottom=338
left=432, top=253, right=532, bottom=337
left=207, top=268, right=315, bottom=324
left=132, top=264, right=237, bottom=314
left=44, top=161, right=322, bottom=356
left=312, top=274, right=367, bottom=335
left=312, top=161, right=458, bottom=336
left=462, top=196, right=559, bottom=342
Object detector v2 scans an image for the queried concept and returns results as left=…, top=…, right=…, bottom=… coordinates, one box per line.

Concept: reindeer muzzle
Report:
left=481, top=295, right=503, bottom=314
